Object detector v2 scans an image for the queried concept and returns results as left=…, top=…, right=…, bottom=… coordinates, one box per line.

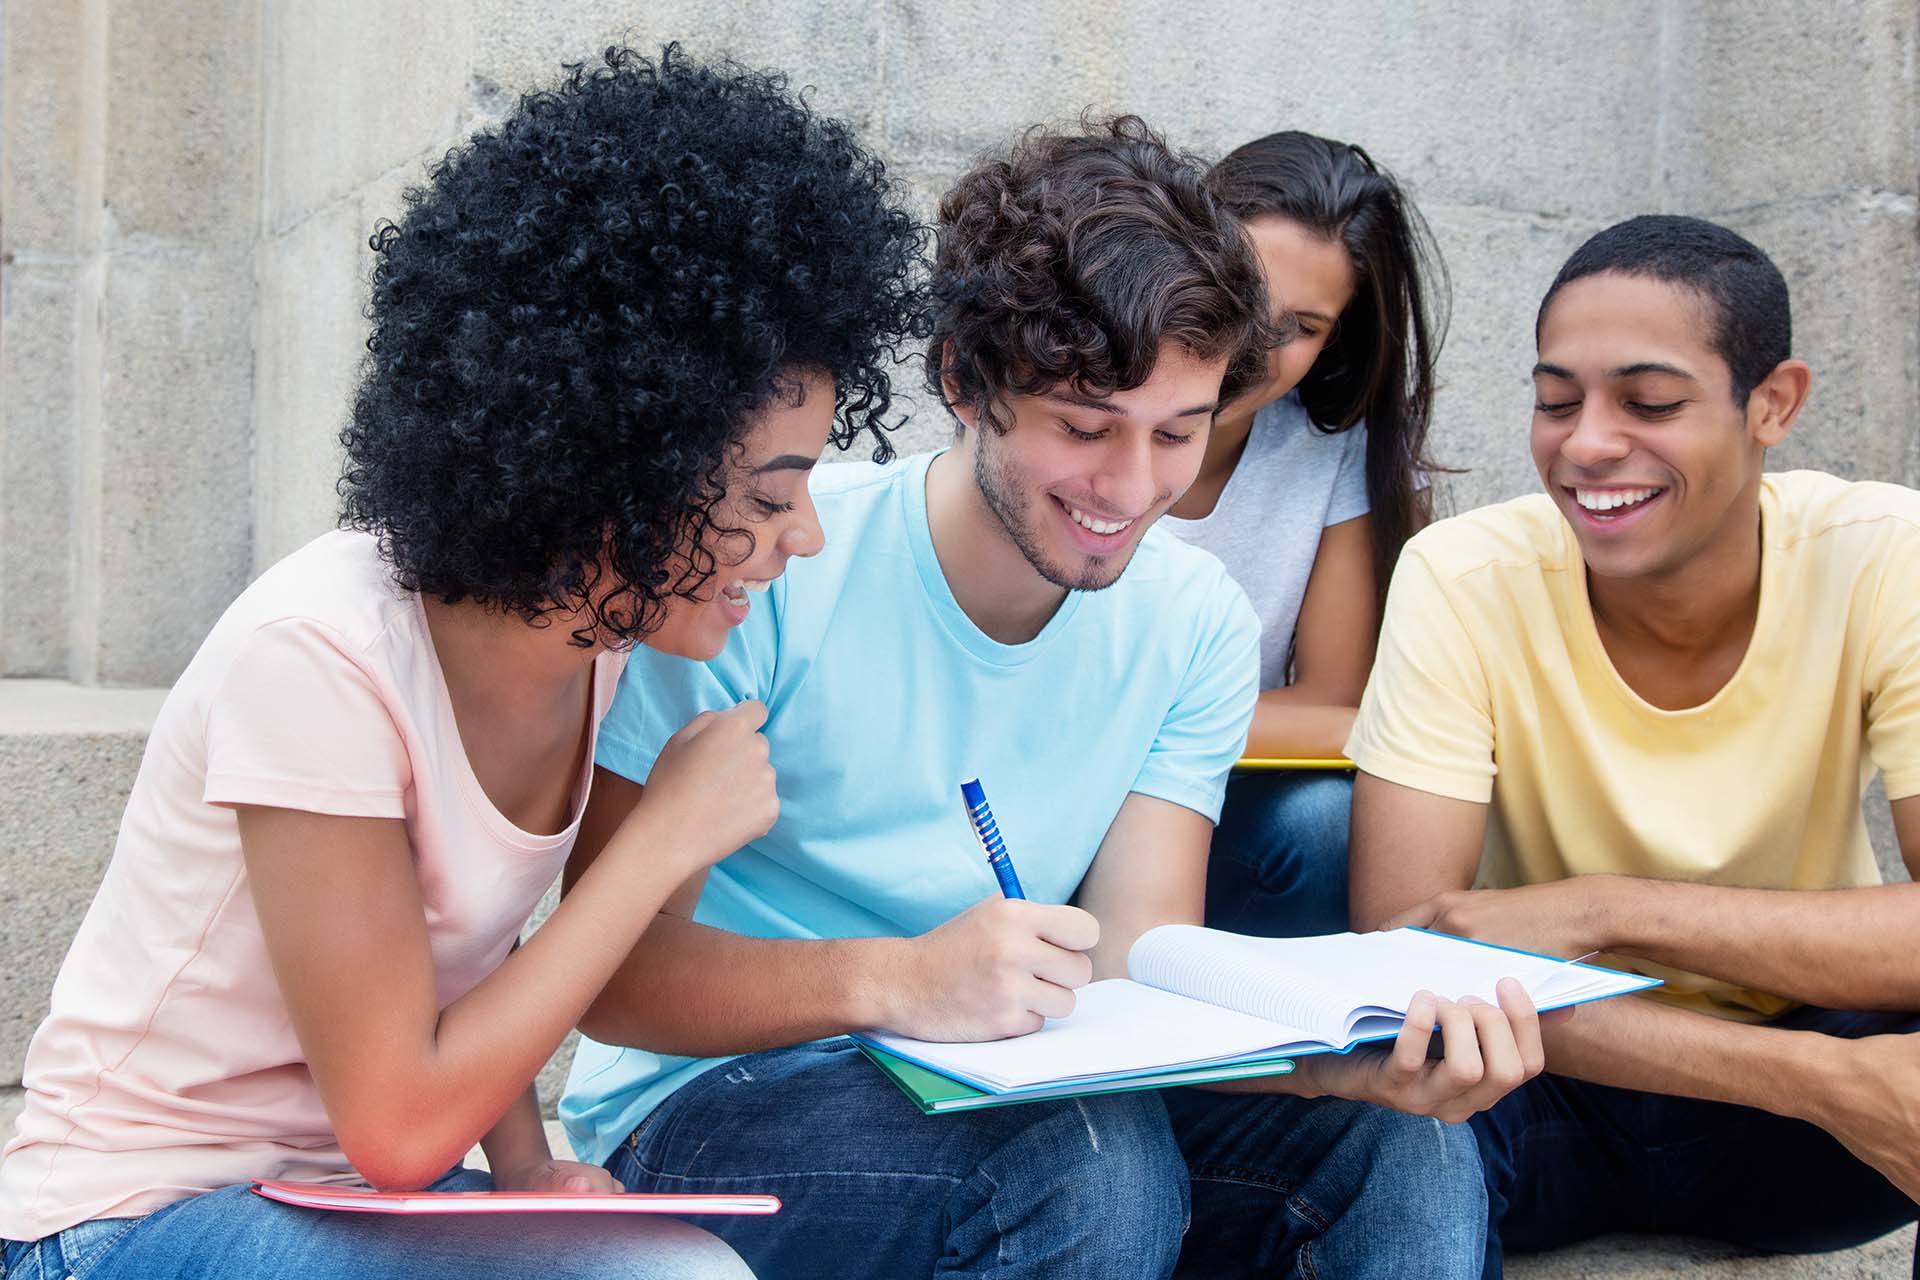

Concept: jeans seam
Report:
left=61, top=1217, right=142, bottom=1279
left=1186, top=1161, right=1301, bottom=1197
left=1284, top=1192, right=1332, bottom=1234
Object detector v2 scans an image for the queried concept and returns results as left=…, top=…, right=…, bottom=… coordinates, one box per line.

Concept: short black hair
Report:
left=1536, top=214, right=1790, bottom=406
left=924, top=115, right=1283, bottom=431
left=341, top=45, right=925, bottom=644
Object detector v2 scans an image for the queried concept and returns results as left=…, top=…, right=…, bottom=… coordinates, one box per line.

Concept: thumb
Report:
left=719, top=699, right=769, bottom=730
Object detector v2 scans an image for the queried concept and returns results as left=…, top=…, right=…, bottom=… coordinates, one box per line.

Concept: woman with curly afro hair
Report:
left=0, top=45, right=922, bottom=1280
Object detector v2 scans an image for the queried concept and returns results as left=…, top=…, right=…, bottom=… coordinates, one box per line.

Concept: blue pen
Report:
left=960, top=777, right=1026, bottom=900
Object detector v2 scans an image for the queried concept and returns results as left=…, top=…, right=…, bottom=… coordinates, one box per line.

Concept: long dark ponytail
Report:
left=1208, top=132, right=1449, bottom=604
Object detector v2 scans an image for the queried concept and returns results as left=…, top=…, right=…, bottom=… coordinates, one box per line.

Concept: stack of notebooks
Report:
left=858, top=925, right=1658, bottom=1113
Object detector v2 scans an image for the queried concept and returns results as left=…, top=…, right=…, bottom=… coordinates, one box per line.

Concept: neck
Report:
left=924, top=445, right=1068, bottom=645
left=1585, top=502, right=1764, bottom=656
left=1170, top=401, right=1256, bottom=520
left=421, top=595, right=600, bottom=708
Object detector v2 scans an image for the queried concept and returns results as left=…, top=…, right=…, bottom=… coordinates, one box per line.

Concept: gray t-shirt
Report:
left=1161, top=392, right=1370, bottom=689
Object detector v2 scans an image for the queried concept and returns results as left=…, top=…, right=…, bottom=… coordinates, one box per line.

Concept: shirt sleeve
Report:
left=203, top=618, right=411, bottom=817
left=1343, top=546, right=1497, bottom=803
left=1130, top=584, right=1261, bottom=823
left=1865, top=549, right=1920, bottom=800
left=595, top=590, right=779, bottom=786
left=1324, top=422, right=1372, bottom=527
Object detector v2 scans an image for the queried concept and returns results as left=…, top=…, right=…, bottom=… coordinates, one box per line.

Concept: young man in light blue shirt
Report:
left=560, top=117, right=1547, bottom=1280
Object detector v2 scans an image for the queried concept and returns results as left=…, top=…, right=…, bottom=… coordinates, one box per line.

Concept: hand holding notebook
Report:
left=858, top=925, right=1658, bottom=1108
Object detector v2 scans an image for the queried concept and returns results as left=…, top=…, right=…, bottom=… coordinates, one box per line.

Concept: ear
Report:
left=938, top=339, right=979, bottom=434
left=1745, top=358, right=1811, bottom=449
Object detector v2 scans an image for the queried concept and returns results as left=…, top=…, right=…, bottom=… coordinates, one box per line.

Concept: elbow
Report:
left=334, top=1104, right=471, bottom=1192
left=578, top=990, right=653, bottom=1049
left=341, top=1135, right=462, bottom=1193
left=1347, top=881, right=1399, bottom=933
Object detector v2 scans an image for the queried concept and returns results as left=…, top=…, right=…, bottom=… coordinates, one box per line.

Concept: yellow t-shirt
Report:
left=1346, top=471, right=1920, bottom=1021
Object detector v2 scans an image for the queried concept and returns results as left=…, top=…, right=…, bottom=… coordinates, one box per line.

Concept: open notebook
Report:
left=857, top=926, right=1659, bottom=1105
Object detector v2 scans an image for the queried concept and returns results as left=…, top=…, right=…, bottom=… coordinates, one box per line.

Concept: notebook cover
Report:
left=251, top=1180, right=781, bottom=1215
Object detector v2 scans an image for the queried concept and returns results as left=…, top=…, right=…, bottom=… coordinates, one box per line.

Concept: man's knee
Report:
left=978, top=1092, right=1188, bottom=1267
left=1337, top=1102, right=1488, bottom=1219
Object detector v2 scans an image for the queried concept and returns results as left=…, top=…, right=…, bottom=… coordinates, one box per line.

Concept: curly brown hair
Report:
left=925, top=115, right=1286, bottom=431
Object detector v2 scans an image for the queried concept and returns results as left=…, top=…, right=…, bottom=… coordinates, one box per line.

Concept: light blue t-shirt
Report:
left=561, top=450, right=1260, bottom=1165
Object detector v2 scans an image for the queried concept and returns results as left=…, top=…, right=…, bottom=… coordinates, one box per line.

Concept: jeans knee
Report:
left=1366, top=1110, right=1488, bottom=1218
left=996, top=1093, right=1188, bottom=1268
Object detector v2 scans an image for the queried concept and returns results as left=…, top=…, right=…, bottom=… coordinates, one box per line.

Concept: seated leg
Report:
left=1165, top=1087, right=1486, bottom=1280
left=1472, top=1006, right=1920, bottom=1276
left=608, top=1038, right=1189, bottom=1280
left=1205, top=770, right=1352, bottom=938
left=2, top=1167, right=752, bottom=1280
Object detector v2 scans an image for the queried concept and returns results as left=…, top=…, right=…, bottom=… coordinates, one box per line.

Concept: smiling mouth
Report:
left=1568, top=485, right=1666, bottom=519
left=719, top=578, right=772, bottom=608
left=1057, top=498, right=1138, bottom=538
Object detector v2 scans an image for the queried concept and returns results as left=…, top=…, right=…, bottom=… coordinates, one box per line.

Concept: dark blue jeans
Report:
left=1471, top=1004, right=1920, bottom=1278
left=1166, top=1088, right=1488, bottom=1278
left=1204, top=770, right=1352, bottom=939
left=604, top=1038, right=1189, bottom=1279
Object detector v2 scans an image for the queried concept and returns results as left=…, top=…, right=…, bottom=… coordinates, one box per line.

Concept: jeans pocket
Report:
left=56, top=1217, right=141, bottom=1279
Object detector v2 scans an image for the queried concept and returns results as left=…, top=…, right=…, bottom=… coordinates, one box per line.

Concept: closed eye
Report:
left=1534, top=399, right=1580, bottom=416
left=1629, top=400, right=1686, bottom=417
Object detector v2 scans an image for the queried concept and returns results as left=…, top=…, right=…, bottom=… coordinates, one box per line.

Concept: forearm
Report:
left=339, top=820, right=703, bottom=1174
left=1242, top=687, right=1358, bottom=759
left=579, top=913, right=894, bottom=1056
left=477, top=1086, right=553, bottom=1174
left=1534, top=993, right=1836, bottom=1122
left=1595, top=876, right=1920, bottom=1010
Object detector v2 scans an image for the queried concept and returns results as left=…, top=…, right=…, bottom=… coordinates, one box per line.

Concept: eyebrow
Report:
left=752, top=454, right=818, bottom=475
left=1043, top=391, right=1219, bottom=419
left=1532, top=360, right=1698, bottom=382
left=1294, top=310, right=1336, bottom=326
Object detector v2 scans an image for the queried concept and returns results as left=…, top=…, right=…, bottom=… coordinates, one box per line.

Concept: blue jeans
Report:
left=1205, top=770, right=1352, bottom=938
left=604, top=1038, right=1189, bottom=1279
left=0, top=1166, right=751, bottom=1280
left=1166, top=1089, right=1488, bottom=1278
left=1471, top=1004, right=1920, bottom=1278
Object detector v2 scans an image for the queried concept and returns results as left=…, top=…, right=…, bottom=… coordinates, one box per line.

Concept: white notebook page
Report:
left=1131, top=926, right=1647, bottom=1046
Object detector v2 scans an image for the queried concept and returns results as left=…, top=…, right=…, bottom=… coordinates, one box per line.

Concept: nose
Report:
left=778, top=495, right=825, bottom=560
left=1557, top=404, right=1632, bottom=469
left=1090, top=434, right=1158, bottom=516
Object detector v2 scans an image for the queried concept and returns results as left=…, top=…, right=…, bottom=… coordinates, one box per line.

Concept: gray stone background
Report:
left=2, top=2, right=1918, bottom=1271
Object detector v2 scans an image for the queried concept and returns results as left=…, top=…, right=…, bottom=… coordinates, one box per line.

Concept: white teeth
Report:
left=743, top=580, right=770, bottom=592
left=1065, top=504, right=1135, bottom=536
left=1574, top=486, right=1663, bottom=512
left=721, top=580, right=749, bottom=606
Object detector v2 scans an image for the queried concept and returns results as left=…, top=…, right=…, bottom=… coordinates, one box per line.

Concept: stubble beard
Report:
left=971, top=431, right=1131, bottom=593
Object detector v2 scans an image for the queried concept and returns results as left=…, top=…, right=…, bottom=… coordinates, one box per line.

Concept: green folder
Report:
left=858, top=1042, right=1296, bottom=1114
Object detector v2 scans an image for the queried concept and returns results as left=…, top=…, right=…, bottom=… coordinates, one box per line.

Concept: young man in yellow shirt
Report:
left=1345, top=214, right=1920, bottom=1275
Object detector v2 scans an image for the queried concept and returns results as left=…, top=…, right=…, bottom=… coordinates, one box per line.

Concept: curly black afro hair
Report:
left=340, top=44, right=926, bottom=644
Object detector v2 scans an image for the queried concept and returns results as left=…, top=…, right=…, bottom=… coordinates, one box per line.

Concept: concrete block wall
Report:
left=3, top=3, right=1918, bottom=1270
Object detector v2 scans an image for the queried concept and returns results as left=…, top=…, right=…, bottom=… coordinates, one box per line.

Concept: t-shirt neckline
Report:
left=902, top=449, right=1086, bottom=667
left=410, top=591, right=606, bottom=849
left=1161, top=393, right=1308, bottom=535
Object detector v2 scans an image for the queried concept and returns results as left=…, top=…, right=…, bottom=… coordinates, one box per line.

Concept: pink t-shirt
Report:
left=0, top=530, right=628, bottom=1241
